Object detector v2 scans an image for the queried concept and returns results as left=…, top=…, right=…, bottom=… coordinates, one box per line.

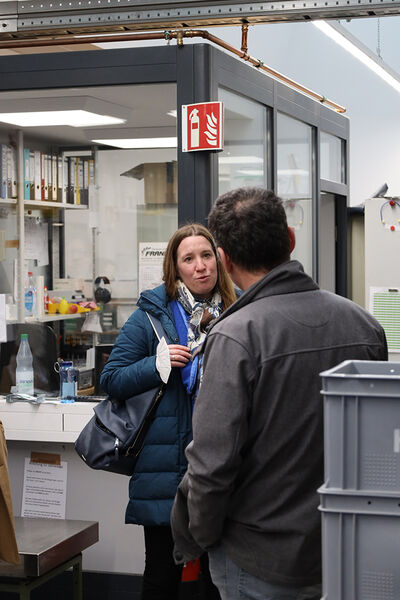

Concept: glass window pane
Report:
left=320, top=131, right=345, bottom=183
left=318, top=192, right=336, bottom=293
left=0, top=81, right=177, bottom=342
left=218, top=87, right=267, bottom=195
left=277, top=112, right=313, bottom=277
left=65, top=144, right=177, bottom=342
left=62, top=82, right=178, bottom=340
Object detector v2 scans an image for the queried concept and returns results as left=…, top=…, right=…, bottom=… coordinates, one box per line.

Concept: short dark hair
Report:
left=208, top=187, right=290, bottom=272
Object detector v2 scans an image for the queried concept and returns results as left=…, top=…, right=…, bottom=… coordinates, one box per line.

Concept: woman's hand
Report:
left=168, top=344, right=191, bottom=367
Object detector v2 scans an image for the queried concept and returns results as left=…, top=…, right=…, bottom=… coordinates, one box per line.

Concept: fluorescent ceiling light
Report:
left=0, top=111, right=125, bottom=127
left=277, top=169, right=309, bottom=176
left=313, top=21, right=400, bottom=94
left=219, top=156, right=264, bottom=165
left=91, top=137, right=177, bottom=149
left=237, top=169, right=264, bottom=176
left=0, top=96, right=130, bottom=127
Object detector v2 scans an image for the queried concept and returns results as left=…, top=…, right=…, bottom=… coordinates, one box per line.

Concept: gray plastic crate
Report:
left=319, top=487, right=400, bottom=600
left=320, top=360, right=400, bottom=492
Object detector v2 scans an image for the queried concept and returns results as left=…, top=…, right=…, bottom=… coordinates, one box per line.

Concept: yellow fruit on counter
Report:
left=58, top=296, right=69, bottom=315
left=77, top=305, right=90, bottom=313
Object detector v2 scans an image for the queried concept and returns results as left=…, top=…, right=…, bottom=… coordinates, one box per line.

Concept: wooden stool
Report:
left=0, top=517, right=98, bottom=600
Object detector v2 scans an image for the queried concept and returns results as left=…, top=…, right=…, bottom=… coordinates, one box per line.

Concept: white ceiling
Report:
left=340, top=16, right=400, bottom=73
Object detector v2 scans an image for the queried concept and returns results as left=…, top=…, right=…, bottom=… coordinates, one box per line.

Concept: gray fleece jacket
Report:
left=171, top=260, right=387, bottom=587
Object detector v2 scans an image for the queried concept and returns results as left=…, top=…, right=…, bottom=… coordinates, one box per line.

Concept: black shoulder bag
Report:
left=74, top=312, right=167, bottom=476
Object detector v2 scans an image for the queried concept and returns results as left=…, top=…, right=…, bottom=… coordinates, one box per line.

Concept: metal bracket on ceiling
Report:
left=1, top=0, right=400, bottom=41
left=0, top=19, right=17, bottom=33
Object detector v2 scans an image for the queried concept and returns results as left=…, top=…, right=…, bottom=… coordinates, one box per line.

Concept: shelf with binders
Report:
left=23, top=149, right=94, bottom=208
left=24, top=199, right=88, bottom=210
left=2, top=142, right=93, bottom=208
left=0, top=141, right=18, bottom=203
left=0, top=198, right=87, bottom=209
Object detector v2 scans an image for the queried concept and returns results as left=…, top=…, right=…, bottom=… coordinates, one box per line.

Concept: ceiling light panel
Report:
left=0, top=96, right=131, bottom=127
left=91, top=137, right=177, bottom=149
left=0, top=110, right=125, bottom=127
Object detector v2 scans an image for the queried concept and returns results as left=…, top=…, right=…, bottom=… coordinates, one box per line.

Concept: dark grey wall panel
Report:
left=0, top=46, right=177, bottom=90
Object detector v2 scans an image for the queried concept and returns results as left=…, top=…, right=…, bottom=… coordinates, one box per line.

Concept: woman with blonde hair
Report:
left=101, top=223, right=236, bottom=600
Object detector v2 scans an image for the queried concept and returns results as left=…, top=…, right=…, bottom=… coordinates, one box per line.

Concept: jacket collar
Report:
left=138, top=284, right=168, bottom=311
left=137, top=283, right=173, bottom=320
left=213, top=260, right=319, bottom=327
left=136, top=284, right=178, bottom=342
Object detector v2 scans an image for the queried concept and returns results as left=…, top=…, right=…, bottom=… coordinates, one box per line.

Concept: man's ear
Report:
left=288, top=227, right=296, bottom=253
left=218, top=247, right=232, bottom=273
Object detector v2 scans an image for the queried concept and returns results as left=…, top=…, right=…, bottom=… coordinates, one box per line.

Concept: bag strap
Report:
left=145, top=312, right=169, bottom=343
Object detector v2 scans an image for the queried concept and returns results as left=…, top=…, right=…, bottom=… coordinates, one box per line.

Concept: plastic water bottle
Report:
left=58, top=361, right=77, bottom=398
left=24, top=272, right=36, bottom=318
left=16, top=334, right=34, bottom=395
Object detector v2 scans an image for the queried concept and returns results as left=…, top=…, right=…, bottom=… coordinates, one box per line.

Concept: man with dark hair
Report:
left=171, top=187, right=387, bottom=600
left=208, top=187, right=291, bottom=271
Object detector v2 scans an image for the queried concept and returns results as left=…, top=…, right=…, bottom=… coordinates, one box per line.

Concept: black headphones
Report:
left=94, top=276, right=112, bottom=304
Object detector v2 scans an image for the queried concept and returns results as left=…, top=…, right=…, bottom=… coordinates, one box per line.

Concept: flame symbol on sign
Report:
left=204, top=112, right=218, bottom=146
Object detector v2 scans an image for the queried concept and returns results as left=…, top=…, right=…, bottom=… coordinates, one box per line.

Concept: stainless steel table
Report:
left=0, top=517, right=99, bottom=600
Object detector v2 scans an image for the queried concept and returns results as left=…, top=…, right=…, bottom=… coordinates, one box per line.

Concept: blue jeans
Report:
left=208, top=546, right=322, bottom=600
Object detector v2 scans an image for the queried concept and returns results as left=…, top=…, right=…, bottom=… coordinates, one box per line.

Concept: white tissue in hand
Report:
left=156, top=337, right=172, bottom=383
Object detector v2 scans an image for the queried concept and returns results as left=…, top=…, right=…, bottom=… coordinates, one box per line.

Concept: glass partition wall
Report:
left=277, top=113, right=313, bottom=277
left=0, top=81, right=178, bottom=354
left=0, top=43, right=350, bottom=346
left=218, top=88, right=268, bottom=193
left=320, top=132, right=346, bottom=184
left=214, top=55, right=349, bottom=293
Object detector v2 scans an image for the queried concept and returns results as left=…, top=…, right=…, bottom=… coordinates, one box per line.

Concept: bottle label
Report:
left=25, top=290, right=33, bottom=312
left=16, top=373, right=34, bottom=395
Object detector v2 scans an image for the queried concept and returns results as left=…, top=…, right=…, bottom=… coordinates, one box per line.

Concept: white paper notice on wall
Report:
left=24, top=218, right=49, bottom=267
left=138, top=242, right=167, bottom=295
left=369, top=286, right=400, bottom=352
left=0, top=294, right=6, bottom=342
left=21, top=458, right=68, bottom=519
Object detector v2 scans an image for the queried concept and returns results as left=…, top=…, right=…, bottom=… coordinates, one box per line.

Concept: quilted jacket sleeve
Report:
left=100, top=309, right=163, bottom=400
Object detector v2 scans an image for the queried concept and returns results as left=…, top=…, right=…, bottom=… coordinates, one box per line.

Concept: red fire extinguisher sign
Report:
left=182, top=101, right=224, bottom=152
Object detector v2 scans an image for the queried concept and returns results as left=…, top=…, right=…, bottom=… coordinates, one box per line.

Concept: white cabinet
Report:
left=0, top=397, right=95, bottom=442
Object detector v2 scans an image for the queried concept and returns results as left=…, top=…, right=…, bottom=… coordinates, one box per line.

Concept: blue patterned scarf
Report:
left=171, top=281, right=222, bottom=402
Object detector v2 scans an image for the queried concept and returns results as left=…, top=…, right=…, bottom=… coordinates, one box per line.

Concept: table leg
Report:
left=20, top=585, right=31, bottom=600
left=72, top=553, right=83, bottom=600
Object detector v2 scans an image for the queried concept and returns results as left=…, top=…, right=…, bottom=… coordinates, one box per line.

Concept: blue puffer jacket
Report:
left=100, top=284, right=192, bottom=526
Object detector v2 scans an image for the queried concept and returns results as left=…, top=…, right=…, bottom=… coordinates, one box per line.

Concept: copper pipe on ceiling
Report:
left=0, top=26, right=346, bottom=113
left=240, top=24, right=249, bottom=58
